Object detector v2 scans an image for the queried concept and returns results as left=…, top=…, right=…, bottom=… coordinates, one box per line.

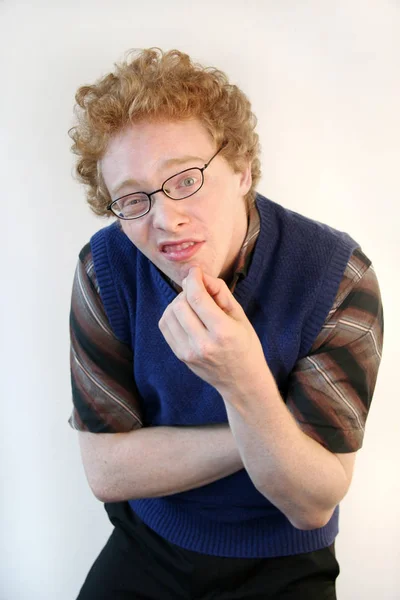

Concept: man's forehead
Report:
left=101, top=120, right=214, bottom=193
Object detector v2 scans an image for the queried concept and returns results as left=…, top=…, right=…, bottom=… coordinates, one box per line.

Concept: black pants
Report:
left=77, top=502, right=340, bottom=600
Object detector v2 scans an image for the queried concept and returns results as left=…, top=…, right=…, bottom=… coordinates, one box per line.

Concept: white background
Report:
left=1, top=1, right=399, bottom=598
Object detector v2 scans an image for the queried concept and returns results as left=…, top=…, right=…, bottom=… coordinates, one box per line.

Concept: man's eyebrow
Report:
left=163, top=155, right=205, bottom=168
left=112, top=155, right=206, bottom=196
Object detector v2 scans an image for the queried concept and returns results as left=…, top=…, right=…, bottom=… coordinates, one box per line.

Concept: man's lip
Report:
left=158, top=239, right=204, bottom=252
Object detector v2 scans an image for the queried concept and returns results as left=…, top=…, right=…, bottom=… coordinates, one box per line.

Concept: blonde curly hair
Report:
left=69, top=47, right=261, bottom=216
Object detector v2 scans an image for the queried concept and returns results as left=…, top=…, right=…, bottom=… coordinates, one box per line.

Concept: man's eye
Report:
left=121, top=195, right=146, bottom=207
left=180, top=176, right=196, bottom=188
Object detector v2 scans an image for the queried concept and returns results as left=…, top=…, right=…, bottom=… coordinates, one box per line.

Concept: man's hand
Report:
left=158, top=266, right=267, bottom=394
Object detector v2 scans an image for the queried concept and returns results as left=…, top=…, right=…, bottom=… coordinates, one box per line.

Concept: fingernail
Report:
left=182, top=278, right=187, bottom=288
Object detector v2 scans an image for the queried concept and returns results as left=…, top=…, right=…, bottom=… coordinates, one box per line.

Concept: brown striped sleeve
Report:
left=68, top=243, right=143, bottom=433
left=285, top=248, right=384, bottom=453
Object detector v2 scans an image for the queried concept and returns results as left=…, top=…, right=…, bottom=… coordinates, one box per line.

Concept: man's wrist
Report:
left=216, top=360, right=277, bottom=409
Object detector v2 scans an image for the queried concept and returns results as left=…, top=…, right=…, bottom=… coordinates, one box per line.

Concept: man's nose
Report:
left=150, top=192, right=189, bottom=231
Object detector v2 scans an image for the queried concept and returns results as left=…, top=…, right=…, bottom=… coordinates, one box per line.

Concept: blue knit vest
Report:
left=91, top=193, right=359, bottom=558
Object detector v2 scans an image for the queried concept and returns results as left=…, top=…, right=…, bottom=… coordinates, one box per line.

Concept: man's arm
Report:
left=70, top=249, right=243, bottom=502
left=78, top=423, right=244, bottom=502
left=69, top=247, right=143, bottom=433
left=221, top=379, right=355, bottom=531
left=159, top=262, right=383, bottom=530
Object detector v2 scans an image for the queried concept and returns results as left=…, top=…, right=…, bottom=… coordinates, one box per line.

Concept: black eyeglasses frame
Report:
left=107, top=144, right=226, bottom=220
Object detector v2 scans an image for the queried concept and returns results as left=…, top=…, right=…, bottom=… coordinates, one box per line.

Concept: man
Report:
left=69, top=47, right=383, bottom=599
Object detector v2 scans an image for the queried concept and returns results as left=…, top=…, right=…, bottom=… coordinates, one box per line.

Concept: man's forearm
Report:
left=79, top=424, right=244, bottom=502
left=219, top=367, right=351, bottom=530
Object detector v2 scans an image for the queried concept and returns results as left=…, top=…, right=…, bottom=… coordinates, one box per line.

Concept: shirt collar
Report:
left=228, top=202, right=260, bottom=292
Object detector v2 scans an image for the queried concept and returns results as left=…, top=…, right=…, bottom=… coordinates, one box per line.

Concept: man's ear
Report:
left=238, top=162, right=252, bottom=196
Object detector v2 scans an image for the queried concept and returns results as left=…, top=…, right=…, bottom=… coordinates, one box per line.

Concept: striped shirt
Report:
left=69, top=204, right=384, bottom=453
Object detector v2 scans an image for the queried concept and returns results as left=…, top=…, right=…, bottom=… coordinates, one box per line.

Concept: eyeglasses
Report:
left=107, top=144, right=225, bottom=220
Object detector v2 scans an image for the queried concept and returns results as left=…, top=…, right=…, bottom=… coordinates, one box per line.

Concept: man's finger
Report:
left=171, top=291, right=208, bottom=340
left=201, top=272, right=241, bottom=316
left=184, top=267, right=238, bottom=329
left=159, top=307, right=189, bottom=357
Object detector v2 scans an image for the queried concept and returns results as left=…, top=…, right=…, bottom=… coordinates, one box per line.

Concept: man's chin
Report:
left=165, top=261, right=211, bottom=288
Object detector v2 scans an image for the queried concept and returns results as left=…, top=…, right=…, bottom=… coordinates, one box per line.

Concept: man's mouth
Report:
left=163, top=241, right=196, bottom=253
left=159, top=240, right=204, bottom=261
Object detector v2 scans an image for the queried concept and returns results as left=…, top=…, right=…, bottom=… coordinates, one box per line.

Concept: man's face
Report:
left=101, top=119, right=251, bottom=287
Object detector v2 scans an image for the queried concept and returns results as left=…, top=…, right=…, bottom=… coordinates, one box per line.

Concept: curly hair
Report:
left=69, top=47, right=261, bottom=216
